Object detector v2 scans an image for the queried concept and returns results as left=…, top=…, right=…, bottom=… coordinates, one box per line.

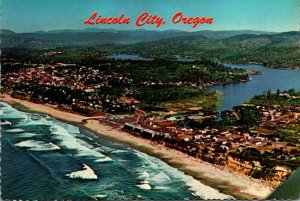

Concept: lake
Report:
left=211, top=64, right=300, bottom=112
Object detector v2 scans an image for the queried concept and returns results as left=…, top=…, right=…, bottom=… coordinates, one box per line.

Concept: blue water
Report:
left=0, top=102, right=232, bottom=200
left=211, top=64, right=300, bottom=112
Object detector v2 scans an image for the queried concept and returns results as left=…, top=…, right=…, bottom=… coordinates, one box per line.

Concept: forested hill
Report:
left=0, top=28, right=275, bottom=48
left=108, top=31, right=300, bottom=69
left=1, top=29, right=299, bottom=69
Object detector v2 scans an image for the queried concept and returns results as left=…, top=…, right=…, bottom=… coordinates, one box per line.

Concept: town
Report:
left=1, top=54, right=299, bottom=188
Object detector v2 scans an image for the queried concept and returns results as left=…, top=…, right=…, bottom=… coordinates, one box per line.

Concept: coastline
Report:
left=0, top=94, right=274, bottom=200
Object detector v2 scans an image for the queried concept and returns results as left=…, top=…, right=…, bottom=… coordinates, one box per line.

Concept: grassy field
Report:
left=276, top=123, right=300, bottom=144
left=158, top=90, right=221, bottom=114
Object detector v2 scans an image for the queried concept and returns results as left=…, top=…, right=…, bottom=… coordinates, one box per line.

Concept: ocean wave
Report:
left=66, top=164, right=98, bottom=180
left=75, top=149, right=107, bottom=158
left=94, top=156, right=113, bottom=163
left=51, top=124, right=111, bottom=162
left=99, top=145, right=114, bottom=152
left=117, top=159, right=128, bottom=162
left=149, top=171, right=171, bottom=183
left=93, top=147, right=105, bottom=152
left=184, top=177, right=234, bottom=200
left=51, top=124, right=71, bottom=136
left=137, top=171, right=150, bottom=179
left=133, top=149, right=233, bottom=199
left=94, top=194, right=107, bottom=199
left=154, top=186, right=170, bottom=190
left=135, top=151, right=159, bottom=169
left=18, top=120, right=47, bottom=127
left=136, top=183, right=152, bottom=190
left=0, top=103, right=28, bottom=119
left=5, top=128, right=25, bottom=133
left=76, top=138, right=95, bottom=149
left=0, top=120, right=12, bottom=126
left=111, top=149, right=127, bottom=154
left=15, top=140, right=60, bottom=151
left=17, top=132, right=40, bottom=138
left=29, top=114, right=42, bottom=121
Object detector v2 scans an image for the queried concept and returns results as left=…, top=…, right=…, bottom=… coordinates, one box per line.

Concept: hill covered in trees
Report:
left=0, top=29, right=274, bottom=48
left=1, top=29, right=299, bottom=69
left=109, top=31, right=300, bottom=69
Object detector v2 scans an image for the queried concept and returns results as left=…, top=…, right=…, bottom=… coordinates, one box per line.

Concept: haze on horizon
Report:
left=1, top=0, right=299, bottom=33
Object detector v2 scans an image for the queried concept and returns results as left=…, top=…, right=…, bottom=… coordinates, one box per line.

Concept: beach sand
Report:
left=1, top=94, right=274, bottom=199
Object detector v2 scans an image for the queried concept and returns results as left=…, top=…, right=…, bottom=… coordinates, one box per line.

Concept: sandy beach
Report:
left=1, top=94, right=274, bottom=199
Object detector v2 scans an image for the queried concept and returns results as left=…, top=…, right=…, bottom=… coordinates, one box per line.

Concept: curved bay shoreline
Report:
left=1, top=94, right=273, bottom=200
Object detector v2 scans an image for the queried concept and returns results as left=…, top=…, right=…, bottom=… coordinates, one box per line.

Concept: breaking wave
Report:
left=66, top=164, right=98, bottom=180
left=15, top=140, right=60, bottom=151
left=136, top=181, right=152, bottom=190
left=5, top=128, right=25, bottom=133
left=50, top=124, right=112, bottom=163
left=150, top=171, right=171, bottom=183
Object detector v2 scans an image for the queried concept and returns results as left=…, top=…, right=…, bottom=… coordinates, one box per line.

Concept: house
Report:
left=141, top=129, right=157, bottom=139
left=183, top=138, right=190, bottom=142
left=123, top=123, right=143, bottom=133
left=193, top=135, right=202, bottom=140
left=220, top=131, right=229, bottom=135
left=162, top=133, right=171, bottom=139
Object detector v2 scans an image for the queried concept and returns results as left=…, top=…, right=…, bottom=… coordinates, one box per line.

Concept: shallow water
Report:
left=0, top=102, right=232, bottom=200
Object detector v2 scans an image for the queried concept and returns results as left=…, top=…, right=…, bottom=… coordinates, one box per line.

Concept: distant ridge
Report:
left=0, top=28, right=279, bottom=48
left=0, top=29, right=16, bottom=35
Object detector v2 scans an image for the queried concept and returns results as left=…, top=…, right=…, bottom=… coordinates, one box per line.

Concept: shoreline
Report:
left=0, top=94, right=274, bottom=200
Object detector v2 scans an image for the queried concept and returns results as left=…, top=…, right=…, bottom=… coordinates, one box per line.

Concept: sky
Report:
left=1, top=0, right=299, bottom=33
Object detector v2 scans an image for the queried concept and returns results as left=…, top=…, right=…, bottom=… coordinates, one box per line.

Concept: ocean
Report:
left=0, top=102, right=233, bottom=200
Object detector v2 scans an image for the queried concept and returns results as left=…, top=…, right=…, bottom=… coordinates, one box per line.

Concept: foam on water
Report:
left=94, top=157, right=113, bottom=163
left=50, top=124, right=110, bottom=162
left=5, top=128, right=25, bottom=133
left=117, top=159, right=128, bottom=162
left=154, top=186, right=170, bottom=190
left=0, top=103, right=28, bottom=119
left=93, top=147, right=105, bottom=152
left=136, top=183, right=152, bottom=190
left=138, top=171, right=150, bottom=179
left=143, top=180, right=150, bottom=184
left=94, top=194, right=107, bottom=198
left=0, top=120, right=12, bottom=126
left=17, top=132, right=40, bottom=138
left=135, top=151, right=159, bottom=169
left=99, top=145, right=114, bottom=152
left=76, top=138, right=95, bottom=149
left=66, top=164, right=98, bottom=180
left=75, top=148, right=107, bottom=158
left=111, top=149, right=127, bottom=154
left=185, top=177, right=234, bottom=200
left=18, top=121, right=47, bottom=127
left=134, top=150, right=234, bottom=199
left=150, top=171, right=171, bottom=183
left=15, top=140, right=60, bottom=151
